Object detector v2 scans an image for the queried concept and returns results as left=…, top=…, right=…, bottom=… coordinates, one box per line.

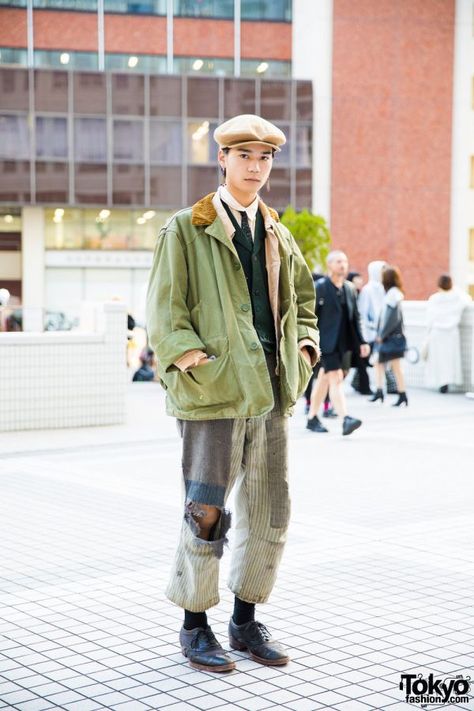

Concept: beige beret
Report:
left=213, top=114, right=286, bottom=152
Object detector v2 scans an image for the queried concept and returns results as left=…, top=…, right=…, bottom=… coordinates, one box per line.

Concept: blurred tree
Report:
left=281, top=206, right=331, bottom=272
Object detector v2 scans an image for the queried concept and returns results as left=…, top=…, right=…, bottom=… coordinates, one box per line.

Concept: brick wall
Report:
left=330, top=0, right=455, bottom=298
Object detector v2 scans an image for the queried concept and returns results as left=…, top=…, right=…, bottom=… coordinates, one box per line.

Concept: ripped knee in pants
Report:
left=184, top=501, right=231, bottom=559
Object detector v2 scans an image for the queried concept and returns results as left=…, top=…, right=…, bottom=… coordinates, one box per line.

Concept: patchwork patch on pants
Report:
left=167, top=363, right=290, bottom=611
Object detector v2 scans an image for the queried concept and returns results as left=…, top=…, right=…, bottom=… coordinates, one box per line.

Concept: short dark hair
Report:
left=222, top=146, right=276, bottom=157
left=437, top=274, right=452, bottom=291
left=382, top=265, right=403, bottom=293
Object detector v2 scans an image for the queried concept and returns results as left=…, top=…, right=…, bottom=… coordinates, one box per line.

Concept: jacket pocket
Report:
left=297, top=348, right=313, bottom=398
left=165, top=337, right=243, bottom=413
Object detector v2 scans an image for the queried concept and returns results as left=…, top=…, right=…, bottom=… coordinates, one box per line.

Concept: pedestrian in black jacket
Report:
left=307, top=251, right=370, bottom=435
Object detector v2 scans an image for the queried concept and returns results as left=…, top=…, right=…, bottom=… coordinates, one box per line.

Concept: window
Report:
left=224, top=79, right=256, bottom=118
left=112, top=164, right=145, bottom=204
left=296, top=125, right=311, bottom=167
left=0, top=160, right=30, bottom=202
left=74, top=163, right=107, bottom=204
left=273, top=123, right=290, bottom=165
left=75, top=118, right=107, bottom=162
left=105, top=0, right=166, bottom=13
left=0, top=67, right=29, bottom=110
left=111, top=74, right=145, bottom=115
left=150, top=76, right=181, bottom=117
left=260, top=80, right=291, bottom=120
left=36, top=116, right=68, bottom=159
left=150, top=120, right=182, bottom=164
left=0, top=1, right=27, bottom=6
left=173, top=57, right=234, bottom=76
left=105, top=53, right=166, bottom=74
left=0, top=48, right=28, bottom=66
left=73, top=73, right=106, bottom=114
left=113, top=119, right=144, bottom=162
left=33, top=0, right=97, bottom=9
left=241, top=0, right=291, bottom=21
left=296, top=81, right=312, bottom=120
left=187, top=77, right=218, bottom=119
left=34, top=50, right=98, bottom=71
left=35, top=161, right=69, bottom=203
left=0, top=114, right=29, bottom=159
left=240, top=59, right=291, bottom=78
left=187, top=121, right=218, bottom=164
left=174, top=0, right=233, bottom=18
left=35, top=69, right=68, bottom=112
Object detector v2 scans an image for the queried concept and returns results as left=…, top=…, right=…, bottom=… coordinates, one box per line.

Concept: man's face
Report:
left=328, top=254, right=349, bottom=279
left=219, top=144, right=273, bottom=198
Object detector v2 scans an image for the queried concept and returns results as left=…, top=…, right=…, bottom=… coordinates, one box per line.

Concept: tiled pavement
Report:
left=1, top=383, right=473, bottom=711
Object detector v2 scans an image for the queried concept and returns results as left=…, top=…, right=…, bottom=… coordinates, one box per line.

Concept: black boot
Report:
left=392, top=392, right=408, bottom=407
left=369, top=389, right=384, bottom=403
left=439, top=385, right=448, bottom=394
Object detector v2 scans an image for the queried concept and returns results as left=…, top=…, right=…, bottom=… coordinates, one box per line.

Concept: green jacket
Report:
left=146, top=191, right=319, bottom=420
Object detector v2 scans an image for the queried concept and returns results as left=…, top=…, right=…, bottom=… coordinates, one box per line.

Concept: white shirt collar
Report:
left=218, top=185, right=259, bottom=222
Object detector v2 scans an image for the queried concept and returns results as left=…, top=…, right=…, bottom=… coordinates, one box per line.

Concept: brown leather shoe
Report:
left=228, top=619, right=290, bottom=666
left=180, top=625, right=236, bottom=672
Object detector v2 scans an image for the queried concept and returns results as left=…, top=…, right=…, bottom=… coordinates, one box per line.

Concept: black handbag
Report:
left=378, top=332, right=407, bottom=357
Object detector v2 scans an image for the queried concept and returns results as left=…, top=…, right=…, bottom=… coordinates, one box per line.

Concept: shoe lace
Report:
left=191, top=627, right=218, bottom=650
left=250, top=621, right=272, bottom=643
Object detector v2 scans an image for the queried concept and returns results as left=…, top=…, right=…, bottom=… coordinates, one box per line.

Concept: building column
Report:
left=292, top=0, right=333, bottom=225
left=22, top=206, right=45, bottom=331
left=450, top=0, right=474, bottom=293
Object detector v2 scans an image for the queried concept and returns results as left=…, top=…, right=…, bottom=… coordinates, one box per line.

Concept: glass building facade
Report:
left=0, top=67, right=313, bottom=219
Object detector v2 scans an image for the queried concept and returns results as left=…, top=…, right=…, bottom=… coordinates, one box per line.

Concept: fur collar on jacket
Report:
left=191, top=191, right=279, bottom=226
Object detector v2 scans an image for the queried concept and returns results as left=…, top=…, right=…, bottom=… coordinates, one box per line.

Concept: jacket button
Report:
left=240, top=304, right=250, bottom=312
left=234, top=261, right=241, bottom=270
left=250, top=342, right=259, bottom=350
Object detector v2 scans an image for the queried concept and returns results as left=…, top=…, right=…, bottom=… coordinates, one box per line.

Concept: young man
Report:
left=147, top=115, right=319, bottom=672
left=307, top=250, right=370, bottom=435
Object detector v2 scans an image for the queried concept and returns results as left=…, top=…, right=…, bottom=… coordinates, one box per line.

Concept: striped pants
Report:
left=166, top=373, right=290, bottom=612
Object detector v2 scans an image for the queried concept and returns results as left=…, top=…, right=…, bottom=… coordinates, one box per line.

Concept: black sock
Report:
left=233, top=597, right=255, bottom=626
left=183, top=610, right=207, bottom=630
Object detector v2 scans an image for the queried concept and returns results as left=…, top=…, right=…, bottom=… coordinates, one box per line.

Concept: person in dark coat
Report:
left=307, top=251, right=370, bottom=435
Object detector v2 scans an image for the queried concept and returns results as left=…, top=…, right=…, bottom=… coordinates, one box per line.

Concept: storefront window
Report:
left=44, top=207, right=172, bottom=250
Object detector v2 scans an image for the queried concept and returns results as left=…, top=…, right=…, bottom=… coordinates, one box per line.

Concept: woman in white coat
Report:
left=424, top=275, right=471, bottom=392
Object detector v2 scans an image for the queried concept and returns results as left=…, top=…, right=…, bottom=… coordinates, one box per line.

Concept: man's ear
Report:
left=217, top=147, right=226, bottom=170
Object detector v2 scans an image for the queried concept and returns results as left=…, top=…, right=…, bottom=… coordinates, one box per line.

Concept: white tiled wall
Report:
left=0, top=303, right=127, bottom=432
left=403, top=301, right=474, bottom=391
